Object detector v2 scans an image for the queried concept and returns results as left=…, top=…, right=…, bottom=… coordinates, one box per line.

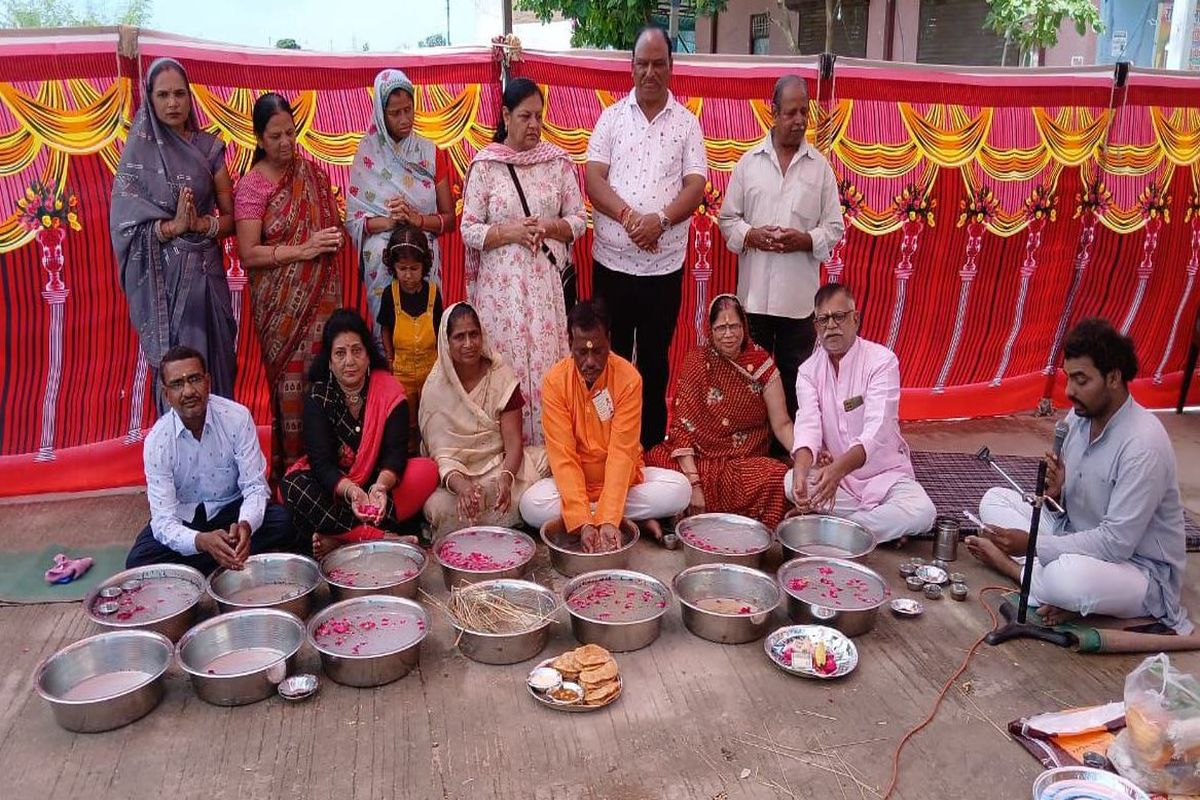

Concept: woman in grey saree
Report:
left=110, top=57, right=237, bottom=406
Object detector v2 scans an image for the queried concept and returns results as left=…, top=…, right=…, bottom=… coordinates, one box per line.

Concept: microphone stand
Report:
left=984, top=459, right=1074, bottom=647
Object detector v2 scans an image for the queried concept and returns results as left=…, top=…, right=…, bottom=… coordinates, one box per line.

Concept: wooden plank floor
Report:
left=1, top=415, right=1198, bottom=799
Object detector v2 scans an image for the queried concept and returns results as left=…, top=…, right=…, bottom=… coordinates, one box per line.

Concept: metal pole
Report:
left=668, top=0, right=680, bottom=49
left=502, top=0, right=513, bottom=34
left=446, top=0, right=452, bottom=46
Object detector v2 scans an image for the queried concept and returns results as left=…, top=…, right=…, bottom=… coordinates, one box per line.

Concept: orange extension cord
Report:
left=880, top=585, right=1016, bottom=799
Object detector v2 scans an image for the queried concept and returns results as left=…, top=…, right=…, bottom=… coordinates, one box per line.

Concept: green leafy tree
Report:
left=274, top=37, right=300, bottom=50
left=2, top=0, right=151, bottom=27
left=984, top=0, right=1103, bottom=66
left=418, top=32, right=447, bottom=48
left=517, top=0, right=729, bottom=49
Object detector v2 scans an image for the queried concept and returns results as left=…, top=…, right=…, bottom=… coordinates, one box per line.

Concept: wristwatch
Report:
left=657, top=210, right=671, bottom=231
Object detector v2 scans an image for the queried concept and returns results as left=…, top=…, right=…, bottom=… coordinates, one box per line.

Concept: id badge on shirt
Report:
left=592, top=388, right=615, bottom=422
left=843, top=395, right=864, bottom=413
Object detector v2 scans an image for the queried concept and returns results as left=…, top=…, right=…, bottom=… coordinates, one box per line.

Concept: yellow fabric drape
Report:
left=835, top=136, right=924, bottom=178
left=1033, top=107, right=1110, bottom=166
left=0, top=78, right=130, bottom=154
left=1150, top=107, right=1200, bottom=166
left=961, top=164, right=1064, bottom=237
left=899, top=103, right=992, bottom=168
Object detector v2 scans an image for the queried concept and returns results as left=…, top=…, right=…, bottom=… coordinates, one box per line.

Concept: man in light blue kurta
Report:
left=967, top=319, right=1191, bottom=634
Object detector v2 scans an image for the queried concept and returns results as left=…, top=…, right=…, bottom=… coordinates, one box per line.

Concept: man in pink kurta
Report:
left=783, top=283, right=935, bottom=543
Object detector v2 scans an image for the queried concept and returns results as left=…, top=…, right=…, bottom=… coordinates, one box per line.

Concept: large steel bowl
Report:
left=320, top=541, right=425, bottom=601
left=540, top=517, right=639, bottom=577
left=777, top=556, right=891, bottom=637
left=207, top=553, right=321, bottom=618
left=673, top=563, right=781, bottom=644
left=563, top=569, right=671, bottom=652
left=307, top=595, right=428, bottom=687
left=776, top=515, right=875, bottom=563
left=82, top=563, right=206, bottom=642
left=450, top=579, right=560, bottom=665
left=176, top=608, right=305, bottom=706
left=677, top=513, right=773, bottom=568
left=435, top=526, right=536, bottom=589
left=34, top=629, right=173, bottom=732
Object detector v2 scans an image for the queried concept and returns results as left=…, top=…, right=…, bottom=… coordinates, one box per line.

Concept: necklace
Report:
left=339, top=381, right=364, bottom=406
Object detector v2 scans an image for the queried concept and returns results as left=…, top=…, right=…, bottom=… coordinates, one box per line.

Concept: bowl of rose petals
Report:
left=306, top=595, right=429, bottom=687
left=435, top=526, right=536, bottom=589
left=673, top=563, right=781, bottom=644
left=562, top=569, right=671, bottom=652
left=777, top=557, right=891, bottom=637
left=83, top=563, right=207, bottom=642
left=321, top=541, right=426, bottom=601
left=676, top=513, right=773, bottom=569
left=208, top=553, right=322, bottom=619
left=539, top=517, right=639, bottom=577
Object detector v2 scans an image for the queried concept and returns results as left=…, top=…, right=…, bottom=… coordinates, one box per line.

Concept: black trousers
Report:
left=746, top=312, right=815, bottom=417
left=592, top=261, right=684, bottom=449
left=126, top=499, right=302, bottom=575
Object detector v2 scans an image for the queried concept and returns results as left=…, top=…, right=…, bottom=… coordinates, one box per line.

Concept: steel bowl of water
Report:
left=34, top=629, right=174, bottom=732
left=776, top=515, right=875, bottom=563
left=321, top=541, right=426, bottom=601
left=677, top=513, right=773, bottom=568
left=450, top=579, right=560, bottom=665
left=673, top=563, right=781, bottom=644
left=777, top=556, right=891, bottom=637
left=435, top=526, right=536, bottom=589
left=82, top=564, right=206, bottom=642
left=175, top=608, right=305, bottom=706
left=307, top=595, right=429, bottom=687
left=563, top=569, right=671, bottom=652
left=207, top=553, right=321, bottom=618
left=540, top=517, right=640, bottom=577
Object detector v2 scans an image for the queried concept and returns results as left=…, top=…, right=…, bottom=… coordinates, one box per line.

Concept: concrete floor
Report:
left=1, top=413, right=1197, bottom=800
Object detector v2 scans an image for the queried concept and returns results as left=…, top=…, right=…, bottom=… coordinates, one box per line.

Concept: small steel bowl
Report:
left=898, top=562, right=918, bottom=578
left=890, top=598, right=924, bottom=617
left=82, top=564, right=206, bottom=642
left=176, top=608, right=305, bottom=706
left=563, top=569, right=671, bottom=652
left=321, top=541, right=426, bottom=601
left=207, top=553, right=321, bottom=619
left=673, top=563, right=781, bottom=644
left=777, top=557, right=891, bottom=637
left=949, top=572, right=966, bottom=585
left=950, top=583, right=969, bottom=601
left=436, top=526, right=536, bottom=589
left=307, top=595, right=428, bottom=687
left=34, top=629, right=173, bottom=733
left=1031, top=766, right=1150, bottom=800
left=540, top=518, right=639, bottom=577
left=278, top=673, right=319, bottom=702
left=923, top=583, right=944, bottom=600
left=915, top=565, right=949, bottom=586
left=676, top=513, right=773, bottom=568
left=906, top=576, right=926, bottom=592
left=931, top=559, right=949, bottom=572
left=776, top=515, right=876, bottom=563
left=527, top=666, right=562, bottom=693
left=450, top=579, right=559, bottom=665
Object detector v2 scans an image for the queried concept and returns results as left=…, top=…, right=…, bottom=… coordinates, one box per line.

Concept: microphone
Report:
left=1052, top=420, right=1069, bottom=459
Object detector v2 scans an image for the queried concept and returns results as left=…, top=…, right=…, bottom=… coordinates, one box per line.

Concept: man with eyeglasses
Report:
left=718, top=75, right=844, bottom=415
left=585, top=24, right=707, bottom=449
left=126, top=346, right=300, bottom=573
left=783, top=283, right=935, bottom=543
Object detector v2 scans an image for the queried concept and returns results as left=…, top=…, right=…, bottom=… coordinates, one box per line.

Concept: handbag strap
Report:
left=505, top=163, right=557, bottom=268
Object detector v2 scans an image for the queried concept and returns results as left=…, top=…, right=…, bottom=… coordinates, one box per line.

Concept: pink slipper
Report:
left=44, top=553, right=94, bottom=585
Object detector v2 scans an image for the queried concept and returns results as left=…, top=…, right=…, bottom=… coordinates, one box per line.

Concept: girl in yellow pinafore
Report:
left=378, top=224, right=442, bottom=455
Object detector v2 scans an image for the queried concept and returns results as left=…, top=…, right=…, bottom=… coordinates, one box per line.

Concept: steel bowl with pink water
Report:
left=435, top=526, right=536, bottom=590
left=777, top=557, right=891, bottom=637
left=307, top=595, right=429, bottom=687
left=207, top=553, right=321, bottom=619
left=563, top=569, right=671, bottom=652
left=320, top=541, right=425, bottom=601
left=540, top=517, right=640, bottom=577
left=673, top=563, right=782, bottom=644
left=775, top=515, right=875, bottom=563
left=176, top=608, right=305, bottom=706
left=82, top=563, right=206, bottom=642
left=35, top=629, right=174, bottom=732
left=677, top=513, right=773, bottom=568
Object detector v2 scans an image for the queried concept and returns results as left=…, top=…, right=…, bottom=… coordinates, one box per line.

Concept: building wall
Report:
left=696, top=0, right=799, bottom=55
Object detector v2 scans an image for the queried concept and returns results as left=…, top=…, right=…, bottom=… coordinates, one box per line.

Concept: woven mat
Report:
left=910, top=451, right=1200, bottom=552
left=0, top=544, right=128, bottom=604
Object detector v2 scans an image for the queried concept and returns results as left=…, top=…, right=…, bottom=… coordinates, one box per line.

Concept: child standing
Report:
left=378, top=224, right=443, bottom=455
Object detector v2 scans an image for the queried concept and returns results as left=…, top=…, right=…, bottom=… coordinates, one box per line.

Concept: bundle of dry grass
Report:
left=422, top=585, right=560, bottom=635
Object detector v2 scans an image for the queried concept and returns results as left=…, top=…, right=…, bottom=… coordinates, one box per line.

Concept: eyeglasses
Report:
left=815, top=310, right=855, bottom=327
left=712, top=322, right=744, bottom=336
left=164, top=373, right=207, bottom=391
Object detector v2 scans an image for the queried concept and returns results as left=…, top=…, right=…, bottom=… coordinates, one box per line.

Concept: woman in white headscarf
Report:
left=347, top=69, right=456, bottom=330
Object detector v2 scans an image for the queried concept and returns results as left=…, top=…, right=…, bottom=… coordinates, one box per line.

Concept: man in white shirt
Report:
left=585, top=25, right=707, bottom=449
left=126, top=346, right=299, bottom=574
left=719, top=75, right=844, bottom=415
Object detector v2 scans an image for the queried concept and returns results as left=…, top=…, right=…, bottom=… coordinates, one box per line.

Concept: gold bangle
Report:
left=271, top=245, right=281, bottom=267
left=500, top=469, right=516, bottom=485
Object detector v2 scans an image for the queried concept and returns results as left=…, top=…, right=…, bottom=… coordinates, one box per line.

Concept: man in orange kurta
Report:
left=519, top=300, right=690, bottom=552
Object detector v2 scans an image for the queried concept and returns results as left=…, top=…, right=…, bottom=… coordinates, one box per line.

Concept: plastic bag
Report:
left=1109, top=653, right=1200, bottom=795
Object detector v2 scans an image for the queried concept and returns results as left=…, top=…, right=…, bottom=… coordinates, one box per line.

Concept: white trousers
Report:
left=782, top=471, right=937, bottom=544
left=979, top=487, right=1150, bottom=619
left=519, top=467, right=692, bottom=530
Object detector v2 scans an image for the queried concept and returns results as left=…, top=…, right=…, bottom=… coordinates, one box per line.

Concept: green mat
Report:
left=0, top=544, right=129, bottom=604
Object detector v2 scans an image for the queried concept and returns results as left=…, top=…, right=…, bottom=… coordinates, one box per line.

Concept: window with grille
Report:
left=751, top=12, right=771, bottom=54
left=793, top=0, right=868, bottom=57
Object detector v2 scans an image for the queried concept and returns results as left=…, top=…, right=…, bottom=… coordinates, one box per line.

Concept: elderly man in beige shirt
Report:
left=718, top=75, right=844, bottom=414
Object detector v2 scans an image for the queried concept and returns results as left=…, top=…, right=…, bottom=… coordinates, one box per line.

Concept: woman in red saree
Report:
left=646, top=294, right=795, bottom=529
left=235, top=92, right=345, bottom=477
